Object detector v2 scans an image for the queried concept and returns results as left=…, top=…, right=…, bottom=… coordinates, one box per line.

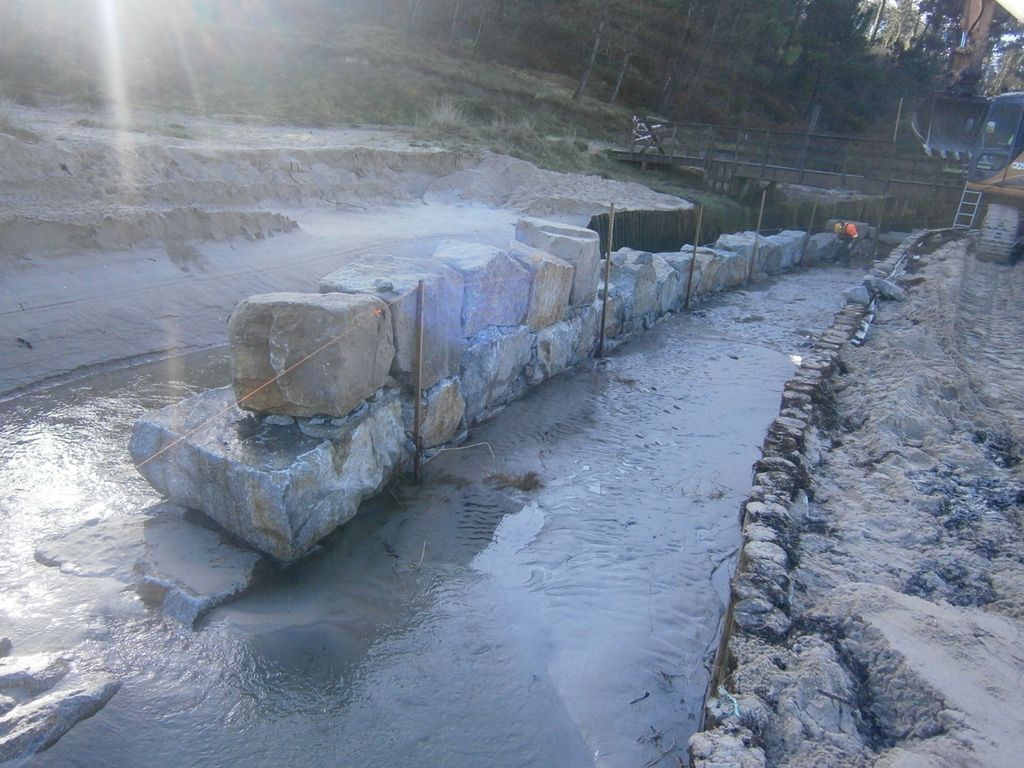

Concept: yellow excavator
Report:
left=913, top=0, right=1024, bottom=262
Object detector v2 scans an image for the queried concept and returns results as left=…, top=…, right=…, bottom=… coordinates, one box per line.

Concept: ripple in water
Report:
left=0, top=267, right=865, bottom=767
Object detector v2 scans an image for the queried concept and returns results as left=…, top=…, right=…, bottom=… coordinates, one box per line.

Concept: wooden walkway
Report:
left=612, top=117, right=965, bottom=199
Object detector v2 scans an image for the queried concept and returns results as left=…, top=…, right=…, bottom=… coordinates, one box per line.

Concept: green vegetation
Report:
left=0, top=0, right=1012, bottom=234
left=4, top=1, right=1021, bottom=140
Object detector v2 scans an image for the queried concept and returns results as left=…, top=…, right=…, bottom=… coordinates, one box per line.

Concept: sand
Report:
left=703, top=236, right=1024, bottom=767
left=0, top=104, right=687, bottom=396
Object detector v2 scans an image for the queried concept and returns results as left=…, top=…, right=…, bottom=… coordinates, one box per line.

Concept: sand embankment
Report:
left=0, top=105, right=688, bottom=396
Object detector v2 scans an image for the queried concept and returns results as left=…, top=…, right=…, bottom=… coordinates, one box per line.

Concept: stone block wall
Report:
left=131, top=219, right=830, bottom=560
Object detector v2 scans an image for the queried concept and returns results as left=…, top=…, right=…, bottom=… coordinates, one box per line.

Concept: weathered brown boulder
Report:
left=229, top=292, right=394, bottom=417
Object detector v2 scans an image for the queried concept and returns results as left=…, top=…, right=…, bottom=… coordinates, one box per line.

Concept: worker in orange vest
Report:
left=834, top=220, right=859, bottom=243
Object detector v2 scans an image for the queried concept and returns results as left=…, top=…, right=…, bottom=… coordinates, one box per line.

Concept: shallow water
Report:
left=0, top=267, right=863, bottom=767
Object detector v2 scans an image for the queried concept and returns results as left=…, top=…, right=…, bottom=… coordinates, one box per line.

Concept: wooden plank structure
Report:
left=613, top=116, right=965, bottom=200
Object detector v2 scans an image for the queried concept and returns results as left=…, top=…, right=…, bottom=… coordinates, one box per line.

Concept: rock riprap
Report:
left=229, top=292, right=394, bottom=417
left=35, top=507, right=262, bottom=625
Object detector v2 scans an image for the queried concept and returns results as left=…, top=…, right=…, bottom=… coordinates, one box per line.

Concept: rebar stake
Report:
left=684, top=204, right=703, bottom=311
left=598, top=203, right=616, bottom=358
left=413, top=279, right=425, bottom=483
left=748, top=187, right=767, bottom=282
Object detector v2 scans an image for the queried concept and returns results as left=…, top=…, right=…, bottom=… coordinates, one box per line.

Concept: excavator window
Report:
left=981, top=100, right=1024, bottom=149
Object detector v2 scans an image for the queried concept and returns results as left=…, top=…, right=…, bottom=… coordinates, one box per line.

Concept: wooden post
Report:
left=598, top=203, right=616, bottom=357
left=684, top=204, right=703, bottom=310
left=748, top=187, right=767, bottom=282
left=413, top=279, right=426, bottom=483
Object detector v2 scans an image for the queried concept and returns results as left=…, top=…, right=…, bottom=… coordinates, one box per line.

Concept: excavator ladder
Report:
left=953, top=185, right=983, bottom=229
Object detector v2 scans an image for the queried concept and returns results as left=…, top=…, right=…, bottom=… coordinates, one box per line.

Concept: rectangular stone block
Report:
left=433, top=240, right=530, bottom=336
left=228, top=292, right=394, bottom=418
left=805, top=232, right=843, bottom=264
left=608, top=250, right=658, bottom=320
left=651, top=254, right=681, bottom=313
left=402, top=376, right=465, bottom=448
left=508, top=241, right=574, bottom=330
left=460, top=326, right=533, bottom=425
left=130, top=388, right=408, bottom=560
left=514, top=217, right=600, bottom=307
left=528, top=320, right=576, bottom=385
left=320, top=255, right=463, bottom=389
left=770, top=230, right=808, bottom=269
left=574, top=300, right=602, bottom=360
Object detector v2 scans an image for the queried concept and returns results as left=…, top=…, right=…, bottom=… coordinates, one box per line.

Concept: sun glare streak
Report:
left=98, top=0, right=136, bottom=191
left=169, top=11, right=207, bottom=116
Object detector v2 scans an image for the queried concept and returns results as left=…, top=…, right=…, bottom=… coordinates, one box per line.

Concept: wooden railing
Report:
left=621, top=117, right=965, bottom=192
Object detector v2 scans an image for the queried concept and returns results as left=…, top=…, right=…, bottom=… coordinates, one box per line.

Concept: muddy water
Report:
left=0, top=267, right=863, bottom=767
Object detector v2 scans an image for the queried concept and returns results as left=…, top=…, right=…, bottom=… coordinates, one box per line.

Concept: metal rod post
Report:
left=413, top=279, right=425, bottom=483
left=893, top=97, right=904, bottom=144
left=684, top=204, right=703, bottom=311
left=748, top=187, right=767, bottom=282
left=873, top=194, right=887, bottom=259
left=598, top=203, right=616, bottom=357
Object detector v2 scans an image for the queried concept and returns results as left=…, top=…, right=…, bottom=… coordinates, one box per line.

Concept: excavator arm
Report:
left=913, top=0, right=1024, bottom=159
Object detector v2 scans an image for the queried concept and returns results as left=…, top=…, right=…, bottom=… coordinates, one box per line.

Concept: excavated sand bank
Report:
left=0, top=105, right=688, bottom=396
left=692, top=234, right=1024, bottom=767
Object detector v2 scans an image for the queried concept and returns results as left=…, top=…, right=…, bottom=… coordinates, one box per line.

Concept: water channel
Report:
left=0, top=266, right=863, bottom=767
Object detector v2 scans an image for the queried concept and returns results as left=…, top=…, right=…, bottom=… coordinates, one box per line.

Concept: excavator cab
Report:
left=966, top=92, right=1024, bottom=189
left=914, top=91, right=1024, bottom=195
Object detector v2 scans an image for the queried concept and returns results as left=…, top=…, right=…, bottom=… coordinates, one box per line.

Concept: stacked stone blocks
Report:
left=132, top=221, right=822, bottom=561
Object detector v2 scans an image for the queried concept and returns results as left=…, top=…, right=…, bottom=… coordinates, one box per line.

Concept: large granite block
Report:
left=460, top=326, right=533, bottom=425
left=652, top=254, right=681, bottom=313
left=508, top=241, right=574, bottom=330
left=659, top=251, right=701, bottom=301
left=433, top=240, right=530, bottom=336
left=574, top=300, right=602, bottom=360
left=514, top=217, right=601, bottom=307
left=228, top=292, right=394, bottom=418
left=130, top=388, right=408, bottom=560
left=320, top=255, right=463, bottom=389
left=608, top=250, right=658, bottom=320
left=529, top=320, right=576, bottom=384
left=403, top=377, right=466, bottom=448
left=769, top=230, right=808, bottom=270
left=805, top=232, right=843, bottom=264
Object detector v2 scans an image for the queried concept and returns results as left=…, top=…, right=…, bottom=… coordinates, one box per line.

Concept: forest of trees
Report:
left=1, top=0, right=1022, bottom=136
left=371, top=0, right=1024, bottom=132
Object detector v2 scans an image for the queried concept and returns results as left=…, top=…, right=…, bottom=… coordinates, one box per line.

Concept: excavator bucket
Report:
left=911, top=92, right=988, bottom=161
